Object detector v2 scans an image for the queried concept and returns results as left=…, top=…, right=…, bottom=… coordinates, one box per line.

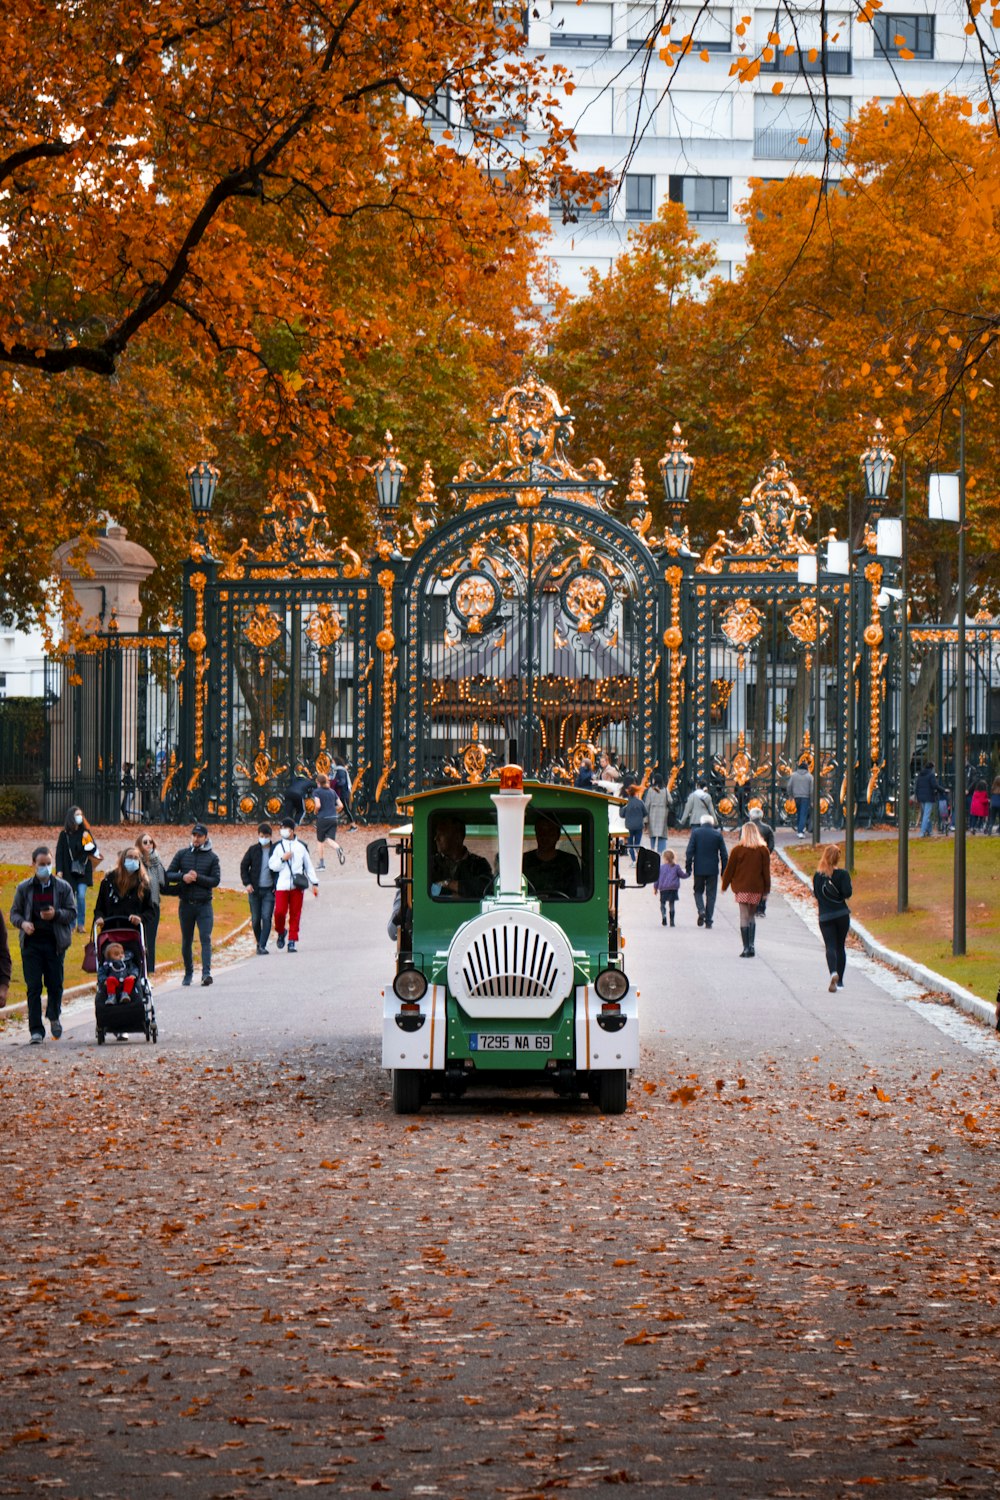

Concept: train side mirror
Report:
left=634, top=847, right=661, bottom=887
left=366, top=838, right=389, bottom=878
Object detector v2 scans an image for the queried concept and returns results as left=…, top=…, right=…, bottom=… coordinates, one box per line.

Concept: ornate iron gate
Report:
left=682, top=457, right=849, bottom=827
left=181, top=491, right=378, bottom=823
left=398, top=380, right=663, bottom=788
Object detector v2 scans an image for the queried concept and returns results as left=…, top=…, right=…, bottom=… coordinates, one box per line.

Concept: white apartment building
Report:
left=507, top=1, right=984, bottom=293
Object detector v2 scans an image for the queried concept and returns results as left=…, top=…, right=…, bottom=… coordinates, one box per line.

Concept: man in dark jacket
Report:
left=915, top=761, right=946, bottom=838
left=240, top=822, right=275, bottom=956
left=684, top=815, right=728, bottom=929
left=166, top=824, right=221, bottom=987
left=9, top=847, right=78, bottom=1042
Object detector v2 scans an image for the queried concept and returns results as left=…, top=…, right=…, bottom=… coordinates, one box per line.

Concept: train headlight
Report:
left=393, top=968, right=428, bottom=1002
left=594, top=968, right=629, bottom=1002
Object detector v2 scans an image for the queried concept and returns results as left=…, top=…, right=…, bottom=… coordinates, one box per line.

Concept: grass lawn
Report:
left=787, top=838, right=1000, bottom=1003
left=0, top=864, right=250, bottom=1010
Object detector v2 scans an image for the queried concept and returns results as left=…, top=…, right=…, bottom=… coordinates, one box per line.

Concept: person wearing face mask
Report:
left=165, top=825, right=221, bottom=987
left=55, top=805, right=102, bottom=934
left=268, top=821, right=319, bottom=953
left=93, top=847, right=154, bottom=934
left=136, top=833, right=167, bottom=972
left=240, top=822, right=276, bottom=956
left=9, top=847, right=78, bottom=1043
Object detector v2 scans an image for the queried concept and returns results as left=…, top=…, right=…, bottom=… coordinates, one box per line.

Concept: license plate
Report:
left=469, top=1034, right=552, bottom=1052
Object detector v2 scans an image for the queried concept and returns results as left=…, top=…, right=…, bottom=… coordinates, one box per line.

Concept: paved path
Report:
left=2, top=837, right=998, bottom=1498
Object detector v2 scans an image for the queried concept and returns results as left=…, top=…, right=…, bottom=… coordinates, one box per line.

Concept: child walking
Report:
left=654, top=850, right=690, bottom=926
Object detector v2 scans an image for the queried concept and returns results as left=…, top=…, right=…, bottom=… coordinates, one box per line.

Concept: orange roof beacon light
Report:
left=498, top=763, right=524, bottom=793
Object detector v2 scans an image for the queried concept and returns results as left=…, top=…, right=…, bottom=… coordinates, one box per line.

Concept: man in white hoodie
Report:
left=268, top=820, right=319, bottom=953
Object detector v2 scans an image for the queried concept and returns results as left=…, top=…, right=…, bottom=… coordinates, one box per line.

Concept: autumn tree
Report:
left=548, top=95, right=1000, bottom=619
left=0, top=0, right=601, bottom=625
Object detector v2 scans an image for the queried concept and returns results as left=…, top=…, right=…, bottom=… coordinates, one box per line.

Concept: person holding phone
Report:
left=9, top=847, right=78, bottom=1043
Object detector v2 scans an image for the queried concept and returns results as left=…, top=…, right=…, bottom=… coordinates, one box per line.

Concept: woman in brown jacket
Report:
left=720, top=821, right=771, bottom=957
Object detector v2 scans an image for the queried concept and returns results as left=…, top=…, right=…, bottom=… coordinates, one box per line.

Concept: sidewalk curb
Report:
left=0, top=916, right=253, bottom=1023
left=778, top=848, right=999, bottom=1031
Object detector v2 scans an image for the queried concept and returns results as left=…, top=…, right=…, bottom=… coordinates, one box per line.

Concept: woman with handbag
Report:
left=812, top=844, right=853, bottom=993
left=268, top=819, right=319, bottom=953
left=55, top=805, right=102, bottom=934
left=137, top=833, right=167, bottom=971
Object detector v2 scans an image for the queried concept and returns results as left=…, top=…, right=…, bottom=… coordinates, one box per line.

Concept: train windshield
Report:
left=427, top=808, right=594, bottom=903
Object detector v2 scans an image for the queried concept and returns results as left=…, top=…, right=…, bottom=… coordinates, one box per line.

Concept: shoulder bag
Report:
left=821, top=876, right=846, bottom=905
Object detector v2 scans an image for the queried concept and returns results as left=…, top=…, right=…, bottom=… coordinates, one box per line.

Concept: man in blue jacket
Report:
left=684, top=814, right=728, bottom=929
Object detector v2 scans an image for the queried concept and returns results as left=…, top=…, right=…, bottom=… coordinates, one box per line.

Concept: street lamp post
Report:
left=825, top=526, right=852, bottom=870
left=368, top=431, right=407, bottom=548
left=928, top=407, right=967, bottom=957
left=859, top=417, right=896, bottom=849
left=187, top=459, right=220, bottom=552
left=875, top=504, right=905, bottom=909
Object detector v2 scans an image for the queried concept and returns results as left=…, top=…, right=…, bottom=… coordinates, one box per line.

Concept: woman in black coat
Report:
left=93, top=846, right=154, bottom=938
left=54, top=805, right=102, bottom=934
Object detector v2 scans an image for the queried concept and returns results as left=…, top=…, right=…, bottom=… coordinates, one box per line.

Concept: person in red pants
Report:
left=268, top=819, right=319, bottom=952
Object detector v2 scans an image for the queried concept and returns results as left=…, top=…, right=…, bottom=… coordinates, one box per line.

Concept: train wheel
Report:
left=392, top=1069, right=423, bottom=1115
left=597, top=1069, right=628, bottom=1115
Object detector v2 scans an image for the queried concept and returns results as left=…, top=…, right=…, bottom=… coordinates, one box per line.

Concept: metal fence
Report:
left=43, top=633, right=184, bottom=826
left=0, top=697, right=46, bottom=784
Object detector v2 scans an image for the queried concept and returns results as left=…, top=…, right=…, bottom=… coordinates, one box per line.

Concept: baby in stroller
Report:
left=93, top=925, right=158, bottom=1045
left=97, top=941, right=139, bottom=1003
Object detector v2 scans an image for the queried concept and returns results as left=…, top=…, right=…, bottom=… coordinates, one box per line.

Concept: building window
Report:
left=668, top=175, right=729, bottom=221
left=873, top=12, right=934, bottom=58
left=550, top=1, right=613, bottom=48
left=549, top=186, right=611, bottom=221
left=625, top=174, right=655, bottom=220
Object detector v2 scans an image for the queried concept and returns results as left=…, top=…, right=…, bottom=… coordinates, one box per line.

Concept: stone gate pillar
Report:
left=51, top=526, right=157, bottom=823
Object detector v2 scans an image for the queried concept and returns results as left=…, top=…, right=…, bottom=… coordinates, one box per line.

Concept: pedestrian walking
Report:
left=574, top=758, right=595, bottom=790
left=720, top=822, right=771, bottom=957
left=746, top=806, right=774, bottom=916
left=678, top=779, right=716, bottom=828
left=332, top=756, right=357, bottom=827
left=166, top=824, right=221, bottom=987
left=969, top=780, right=989, bottom=833
left=54, top=805, right=102, bottom=934
left=653, top=849, right=689, bottom=926
left=120, top=762, right=136, bottom=823
left=312, top=774, right=346, bottom=869
left=684, top=813, right=728, bottom=929
left=281, top=773, right=311, bottom=828
left=915, top=761, right=947, bottom=838
left=622, top=785, right=646, bottom=864
left=9, top=847, right=78, bottom=1043
left=787, top=761, right=814, bottom=837
left=269, top=819, right=319, bottom=953
left=644, top=775, right=672, bottom=853
left=94, top=847, right=154, bottom=935
left=240, top=822, right=276, bottom=955
left=989, top=775, right=1000, bottom=835
left=812, top=844, right=853, bottom=992
left=136, top=833, right=167, bottom=971
left=0, top=907, right=12, bottom=1012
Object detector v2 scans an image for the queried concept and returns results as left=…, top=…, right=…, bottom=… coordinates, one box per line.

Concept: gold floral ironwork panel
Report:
left=243, top=603, right=283, bottom=676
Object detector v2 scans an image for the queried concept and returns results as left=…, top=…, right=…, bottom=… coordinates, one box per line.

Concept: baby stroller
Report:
left=94, top=924, right=158, bottom=1045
